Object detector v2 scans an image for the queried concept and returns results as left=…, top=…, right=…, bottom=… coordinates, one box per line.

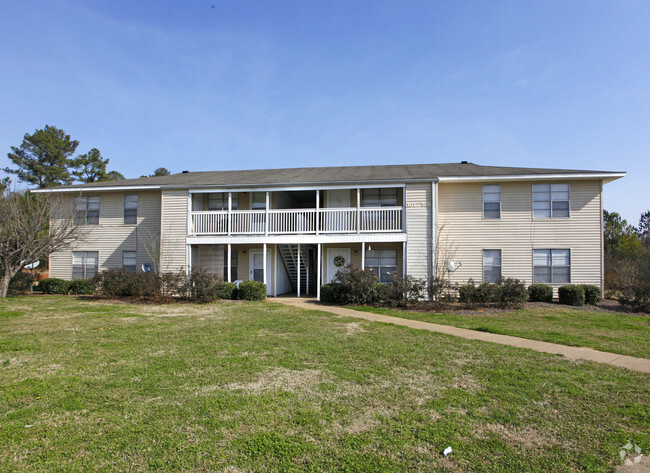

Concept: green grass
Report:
left=349, top=304, right=650, bottom=359
left=0, top=295, right=648, bottom=472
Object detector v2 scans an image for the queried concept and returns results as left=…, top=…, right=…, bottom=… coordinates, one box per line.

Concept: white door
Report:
left=326, top=248, right=351, bottom=283
left=327, top=189, right=350, bottom=207
left=249, top=249, right=272, bottom=295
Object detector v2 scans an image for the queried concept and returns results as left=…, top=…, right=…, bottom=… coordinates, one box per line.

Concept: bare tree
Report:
left=0, top=192, right=84, bottom=297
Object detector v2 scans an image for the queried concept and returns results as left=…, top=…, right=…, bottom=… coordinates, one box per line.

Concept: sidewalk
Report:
left=274, top=297, right=650, bottom=374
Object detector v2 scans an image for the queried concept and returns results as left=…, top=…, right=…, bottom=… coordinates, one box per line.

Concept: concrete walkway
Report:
left=274, top=297, right=650, bottom=374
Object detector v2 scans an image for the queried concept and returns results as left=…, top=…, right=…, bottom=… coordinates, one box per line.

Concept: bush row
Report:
left=457, top=279, right=528, bottom=307
left=36, top=278, right=95, bottom=295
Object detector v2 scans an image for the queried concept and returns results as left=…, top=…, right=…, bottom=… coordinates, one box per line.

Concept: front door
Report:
left=326, top=248, right=351, bottom=283
left=249, top=249, right=272, bottom=295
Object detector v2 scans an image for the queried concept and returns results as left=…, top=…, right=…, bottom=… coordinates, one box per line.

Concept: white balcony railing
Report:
left=190, top=207, right=402, bottom=236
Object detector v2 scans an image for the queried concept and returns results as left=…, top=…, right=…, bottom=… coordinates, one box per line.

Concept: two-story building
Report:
left=38, top=162, right=624, bottom=299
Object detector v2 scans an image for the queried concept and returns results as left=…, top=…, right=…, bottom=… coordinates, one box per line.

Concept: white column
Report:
left=186, top=244, right=192, bottom=275
left=361, top=243, right=365, bottom=270
left=297, top=244, right=301, bottom=298
left=227, top=244, right=232, bottom=282
left=263, top=243, right=267, bottom=288
left=187, top=193, right=193, bottom=235
left=273, top=245, right=278, bottom=297
left=315, top=190, right=320, bottom=235
left=265, top=191, right=270, bottom=235
left=228, top=192, right=232, bottom=235
left=317, top=243, right=321, bottom=301
left=356, top=188, right=361, bottom=233
left=403, top=241, right=407, bottom=278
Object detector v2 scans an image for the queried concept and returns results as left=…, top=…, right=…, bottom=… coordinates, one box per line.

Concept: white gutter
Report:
left=31, top=185, right=163, bottom=193
left=437, top=172, right=626, bottom=183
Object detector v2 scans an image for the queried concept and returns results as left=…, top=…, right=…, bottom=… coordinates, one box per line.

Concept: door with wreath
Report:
left=326, top=248, right=351, bottom=283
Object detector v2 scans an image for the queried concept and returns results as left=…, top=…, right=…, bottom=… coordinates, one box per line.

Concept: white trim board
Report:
left=187, top=233, right=407, bottom=245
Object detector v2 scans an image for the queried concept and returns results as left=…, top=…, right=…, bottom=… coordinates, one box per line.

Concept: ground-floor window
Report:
left=533, top=249, right=570, bottom=283
left=483, top=249, right=502, bottom=283
left=123, top=251, right=137, bottom=273
left=366, top=249, right=397, bottom=283
left=223, top=248, right=238, bottom=280
left=72, top=251, right=98, bottom=279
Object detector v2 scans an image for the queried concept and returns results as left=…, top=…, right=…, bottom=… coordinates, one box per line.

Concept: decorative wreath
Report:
left=333, top=255, right=346, bottom=267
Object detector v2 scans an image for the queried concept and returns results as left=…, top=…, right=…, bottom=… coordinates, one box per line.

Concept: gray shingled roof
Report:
left=56, top=162, right=624, bottom=190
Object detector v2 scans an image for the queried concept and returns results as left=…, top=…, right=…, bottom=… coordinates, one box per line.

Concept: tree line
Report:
left=2, top=124, right=170, bottom=190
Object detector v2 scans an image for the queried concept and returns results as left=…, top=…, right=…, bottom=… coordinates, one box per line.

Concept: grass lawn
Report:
left=349, top=304, right=650, bottom=359
left=0, top=296, right=648, bottom=472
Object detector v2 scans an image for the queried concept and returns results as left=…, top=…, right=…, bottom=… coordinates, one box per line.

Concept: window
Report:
left=483, top=250, right=502, bottom=283
left=533, top=183, right=570, bottom=218
left=251, top=192, right=266, bottom=210
left=72, top=251, right=98, bottom=279
left=74, top=196, right=100, bottom=224
left=223, top=248, right=238, bottom=280
left=123, top=251, right=137, bottom=273
left=124, top=194, right=138, bottom=224
left=483, top=185, right=501, bottom=219
left=533, top=249, right=570, bottom=283
left=362, top=188, right=397, bottom=207
left=208, top=193, right=238, bottom=210
left=366, top=249, right=397, bottom=283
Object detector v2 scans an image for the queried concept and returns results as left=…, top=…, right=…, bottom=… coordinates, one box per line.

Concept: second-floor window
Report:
left=124, top=194, right=138, bottom=224
left=362, top=188, right=397, bottom=207
left=74, top=196, right=100, bottom=225
left=366, top=249, right=397, bottom=283
left=533, top=183, right=570, bottom=218
left=208, top=193, right=239, bottom=210
left=482, top=185, right=501, bottom=219
left=251, top=192, right=266, bottom=209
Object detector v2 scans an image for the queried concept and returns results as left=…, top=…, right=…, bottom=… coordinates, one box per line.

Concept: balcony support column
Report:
left=273, top=245, right=278, bottom=297
left=361, top=243, right=365, bottom=270
left=263, top=243, right=268, bottom=288
left=315, top=190, right=320, bottom=235
left=227, top=192, right=232, bottom=235
left=227, top=244, right=232, bottom=282
left=316, top=243, right=321, bottom=301
left=356, top=188, right=361, bottom=233
left=297, top=244, right=301, bottom=298
left=265, top=192, right=270, bottom=235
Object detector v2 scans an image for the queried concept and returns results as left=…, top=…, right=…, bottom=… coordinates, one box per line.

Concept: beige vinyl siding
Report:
left=160, top=190, right=189, bottom=273
left=49, top=191, right=161, bottom=279
left=438, top=180, right=602, bottom=289
left=405, top=183, right=432, bottom=280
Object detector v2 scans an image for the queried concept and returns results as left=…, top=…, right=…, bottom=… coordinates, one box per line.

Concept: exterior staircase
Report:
left=277, top=244, right=315, bottom=295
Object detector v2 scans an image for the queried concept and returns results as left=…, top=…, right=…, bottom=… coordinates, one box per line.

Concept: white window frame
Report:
left=124, top=194, right=138, bottom=224
left=74, top=196, right=100, bottom=225
left=482, top=185, right=501, bottom=219
left=482, top=249, right=502, bottom=283
left=208, top=192, right=238, bottom=211
left=533, top=249, right=571, bottom=284
left=123, top=251, right=137, bottom=273
left=532, top=183, right=570, bottom=219
left=366, top=249, right=398, bottom=283
left=72, top=251, right=98, bottom=279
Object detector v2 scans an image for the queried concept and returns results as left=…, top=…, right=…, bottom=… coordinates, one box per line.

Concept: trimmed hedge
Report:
left=8, top=272, right=34, bottom=294
left=558, top=285, right=585, bottom=306
left=580, top=285, right=602, bottom=305
left=37, top=278, right=71, bottom=294
left=458, top=278, right=527, bottom=307
left=238, top=281, right=266, bottom=301
left=69, top=279, right=95, bottom=295
left=498, top=278, right=529, bottom=307
left=528, top=284, right=553, bottom=303
left=216, top=281, right=238, bottom=300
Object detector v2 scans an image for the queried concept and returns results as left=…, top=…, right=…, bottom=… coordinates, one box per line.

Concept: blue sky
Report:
left=1, top=0, right=648, bottom=224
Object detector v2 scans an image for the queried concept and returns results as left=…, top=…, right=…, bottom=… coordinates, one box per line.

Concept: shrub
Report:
left=477, top=282, right=500, bottom=303
left=618, top=284, right=650, bottom=312
left=93, top=269, right=135, bottom=297
left=580, top=285, right=602, bottom=305
left=186, top=269, right=223, bottom=303
left=427, top=276, right=450, bottom=301
left=215, top=281, right=238, bottom=300
left=238, top=280, right=267, bottom=301
left=37, top=278, right=71, bottom=294
left=558, top=285, right=585, bottom=306
left=320, top=283, right=341, bottom=303
left=69, top=279, right=95, bottom=295
left=497, top=278, right=528, bottom=307
left=328, top=266, right=379, bottom=305
left=458, top=279, right=484, bottom=305
left=8, top=272, right=34, bottom=294
left=374, top=283, right=394, bottom=306
left=389, top=275, right=426, bottom=305
left=528, top=284, right=553, bottom=303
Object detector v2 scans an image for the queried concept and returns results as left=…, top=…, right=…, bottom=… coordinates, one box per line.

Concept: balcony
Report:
left=190, top=207, right=403, bottom=236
